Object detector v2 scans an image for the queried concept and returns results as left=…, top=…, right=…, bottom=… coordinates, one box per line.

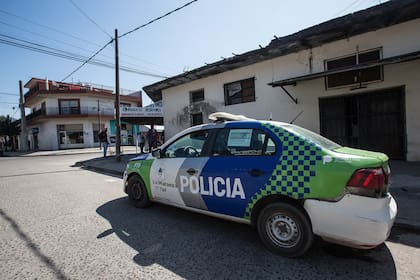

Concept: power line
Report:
left=0, top=20, right=108, bottom=59
left=332, top=0, right=363, bottom=18
left=67, top=0, right=112, bottom=38
left=0, top=34, right=168, bottom=79
left=0, top=9, right=174, bottom=75
left=0, top=33, right=93, bottom=62
left=0, top=8, right=102, bottom=48
left=119, top=0, right=198, bottom=38
left=0, top=92, right=19, bottom=96
left=0, top=1, right=198, bottom=82
left=0, top=20, right=170, bottom=76
left=61, top=40, right=114, bottom=82
left=0, top=101, right=18, bottom=105
left=59, top=0, right=199, bottom=81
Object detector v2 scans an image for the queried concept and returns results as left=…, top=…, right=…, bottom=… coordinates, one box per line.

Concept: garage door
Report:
left=319, top=86, right=406, bottom=159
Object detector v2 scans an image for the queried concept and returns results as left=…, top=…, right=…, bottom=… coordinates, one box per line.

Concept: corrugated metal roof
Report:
left=143, top=0, right=420, bottom=102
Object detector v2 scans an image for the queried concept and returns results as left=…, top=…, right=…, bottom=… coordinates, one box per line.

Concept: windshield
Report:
left=282, top=124, right=341, bottom=151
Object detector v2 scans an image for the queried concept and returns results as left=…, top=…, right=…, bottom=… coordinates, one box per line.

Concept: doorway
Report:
left=319, top=86, right=406, bottom=159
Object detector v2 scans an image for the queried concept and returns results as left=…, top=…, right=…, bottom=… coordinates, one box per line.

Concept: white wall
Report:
left=25, top=94, right=139, bottom=150
left=161, top=19, right=420, bottom=160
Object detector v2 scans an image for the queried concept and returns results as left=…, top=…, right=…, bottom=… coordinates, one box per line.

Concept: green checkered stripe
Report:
left=243, top=123, right=323, bottom=219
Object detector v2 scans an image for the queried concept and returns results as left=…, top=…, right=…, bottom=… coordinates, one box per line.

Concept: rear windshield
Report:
left=282, top=124, right=341, bottom=151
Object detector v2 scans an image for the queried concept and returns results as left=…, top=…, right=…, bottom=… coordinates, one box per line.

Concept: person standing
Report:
left=137, top=132, right=145, bottom=154
left=147, top=125, right=158, bottom=151
left=99, top=128, right=109, bottom=157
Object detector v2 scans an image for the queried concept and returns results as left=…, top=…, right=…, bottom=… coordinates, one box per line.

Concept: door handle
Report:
left=186, top=168, right=197, bottom=175
left=248, top=169, right=265, bottom=177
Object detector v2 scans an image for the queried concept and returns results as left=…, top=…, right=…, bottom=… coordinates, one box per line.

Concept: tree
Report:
left=0, top=115, right=20, bottom=151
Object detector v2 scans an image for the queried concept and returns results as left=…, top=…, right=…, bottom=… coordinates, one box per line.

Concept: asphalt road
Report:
left=0, top=154, right=419, bottom=279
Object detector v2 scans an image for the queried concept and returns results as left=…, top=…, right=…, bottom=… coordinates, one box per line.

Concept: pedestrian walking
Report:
left=147, top=125, right=158, bottom=151
left=99, top=128, right=109, bottom=157
left=137, top=132, right=145, bottom=154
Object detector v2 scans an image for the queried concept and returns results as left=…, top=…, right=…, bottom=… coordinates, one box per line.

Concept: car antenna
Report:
left=289, top=111, right=303, bottom=124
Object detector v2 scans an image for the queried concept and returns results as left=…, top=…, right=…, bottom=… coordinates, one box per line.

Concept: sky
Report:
left=0, top=0, right=388, bottom=118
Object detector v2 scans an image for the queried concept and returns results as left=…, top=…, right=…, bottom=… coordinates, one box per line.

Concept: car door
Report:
left=149, top=129, right=212, bottom=209
left=198, top=124, right=280, bottom=218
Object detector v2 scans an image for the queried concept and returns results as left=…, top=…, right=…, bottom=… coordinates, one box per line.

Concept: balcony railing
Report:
left=26, top=106, right=115, bottom=120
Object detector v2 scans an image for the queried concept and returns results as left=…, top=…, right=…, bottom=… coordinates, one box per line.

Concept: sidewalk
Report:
left=77, top=155, right=420, bottom=232
left=2, top=145, right=138, bottom=157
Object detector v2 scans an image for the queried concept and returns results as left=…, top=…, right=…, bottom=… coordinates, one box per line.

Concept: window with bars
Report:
left=191, top=112, right=203, bottom=126
left=224, top=77, right=255, bottom=105
left=190, top=89, right=205, bottom=103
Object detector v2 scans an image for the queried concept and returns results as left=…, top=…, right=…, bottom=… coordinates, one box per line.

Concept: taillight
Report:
left=346, top=168, right=387, bottom=198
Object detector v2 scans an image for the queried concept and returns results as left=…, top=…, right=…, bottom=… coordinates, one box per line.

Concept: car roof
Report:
left=161, top=119, right=293, bottom=149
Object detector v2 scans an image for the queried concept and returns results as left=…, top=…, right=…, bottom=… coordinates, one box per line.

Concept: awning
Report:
left=269, top=50, right=420, bottom=87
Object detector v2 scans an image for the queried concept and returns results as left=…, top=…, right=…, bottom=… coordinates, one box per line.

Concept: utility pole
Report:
left=19, top=80, right=28, bottom=151
left=97, top=99, right=101, bottom=150
left=114, top=29, right=121, bottom=161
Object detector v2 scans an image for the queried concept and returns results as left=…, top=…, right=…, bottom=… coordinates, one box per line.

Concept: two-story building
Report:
left=24, top=78, right=142, bottom=150
left=143, top=0, right=420, bottom=161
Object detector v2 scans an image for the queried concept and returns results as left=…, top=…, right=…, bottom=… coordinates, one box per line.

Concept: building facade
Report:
left=23, top=78, right=142, bottom=150
left=143, top=0, right=420, bottom=161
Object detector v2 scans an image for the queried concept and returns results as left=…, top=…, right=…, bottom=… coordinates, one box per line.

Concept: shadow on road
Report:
left=388, top=227, right=420, bottom=248
left=96, top=198, right=397, bottom=279
left=0, top=208, right=68, bottom=280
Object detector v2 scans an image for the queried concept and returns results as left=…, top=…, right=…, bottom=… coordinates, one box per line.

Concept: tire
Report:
left=257, top=202, right=313, bottom=257
left=127, top=175, right=151, bottom=208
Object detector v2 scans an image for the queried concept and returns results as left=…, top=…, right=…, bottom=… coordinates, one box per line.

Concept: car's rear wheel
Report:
left=257, top=202, right=313, bottom=257
left=127, top=175, right=151, bottom=208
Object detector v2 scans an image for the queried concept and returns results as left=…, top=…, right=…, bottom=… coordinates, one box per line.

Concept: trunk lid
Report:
left=334, top=147, right=389, bottom=164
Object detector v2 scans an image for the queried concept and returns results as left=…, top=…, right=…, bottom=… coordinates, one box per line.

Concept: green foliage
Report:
left=0, top=115, right=20, bottom=136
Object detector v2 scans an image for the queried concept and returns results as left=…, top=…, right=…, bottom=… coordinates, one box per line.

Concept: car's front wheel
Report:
left=257, top=202, right=313, bottom=257
left=127, top=175, right=151, bottom=208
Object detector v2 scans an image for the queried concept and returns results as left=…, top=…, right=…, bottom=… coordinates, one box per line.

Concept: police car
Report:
left=123, top=112, right=397, bottom=257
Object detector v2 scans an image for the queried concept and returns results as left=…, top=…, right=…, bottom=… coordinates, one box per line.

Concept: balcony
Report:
left=26, top=106, right=115, bottom=121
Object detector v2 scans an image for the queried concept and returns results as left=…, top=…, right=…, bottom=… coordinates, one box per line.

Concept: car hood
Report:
left=130, top=153, right=152, bottom=161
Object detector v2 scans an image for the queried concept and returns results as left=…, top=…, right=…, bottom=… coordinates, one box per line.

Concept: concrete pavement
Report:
left=3, top=147, right=420, bottom=231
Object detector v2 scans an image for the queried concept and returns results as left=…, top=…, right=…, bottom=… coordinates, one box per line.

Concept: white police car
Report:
left=123, top=112, right=397, bottom=257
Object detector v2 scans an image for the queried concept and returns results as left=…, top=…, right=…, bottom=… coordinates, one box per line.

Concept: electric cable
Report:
left=0, top=20, right=170, bottom=75
left=332, top=0, right=363, bottom=18
left=68, top=0, right=113, bottom=38
left=0, top=8, right=173, bottom=74
left=118, top=0, right=198, bottom=38
left=0, top=92, right=19, bottom=96
left=1, top=2, right=196, bottom=81
left=61, top=40, right=114, bottom=82
left=59, top=0, right=199, bottom=81
left=0, top=8, right=102, bottom=48
left=0, top=36, right=168, bottom=79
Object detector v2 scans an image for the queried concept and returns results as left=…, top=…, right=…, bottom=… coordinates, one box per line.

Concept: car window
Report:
left=164, top=130, right=209, bottom=158
left=211, top=128, right=276, bottom=156
left=282, top=124, right=341, bottom=150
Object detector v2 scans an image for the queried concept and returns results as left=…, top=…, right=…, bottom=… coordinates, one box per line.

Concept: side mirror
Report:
left=152, top=149, right=162, bottom=158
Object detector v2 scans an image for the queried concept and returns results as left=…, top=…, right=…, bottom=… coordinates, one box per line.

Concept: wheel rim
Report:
left=266, top=213, right=300, bottom=248
left=131, top=181, right=143, bottom=200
